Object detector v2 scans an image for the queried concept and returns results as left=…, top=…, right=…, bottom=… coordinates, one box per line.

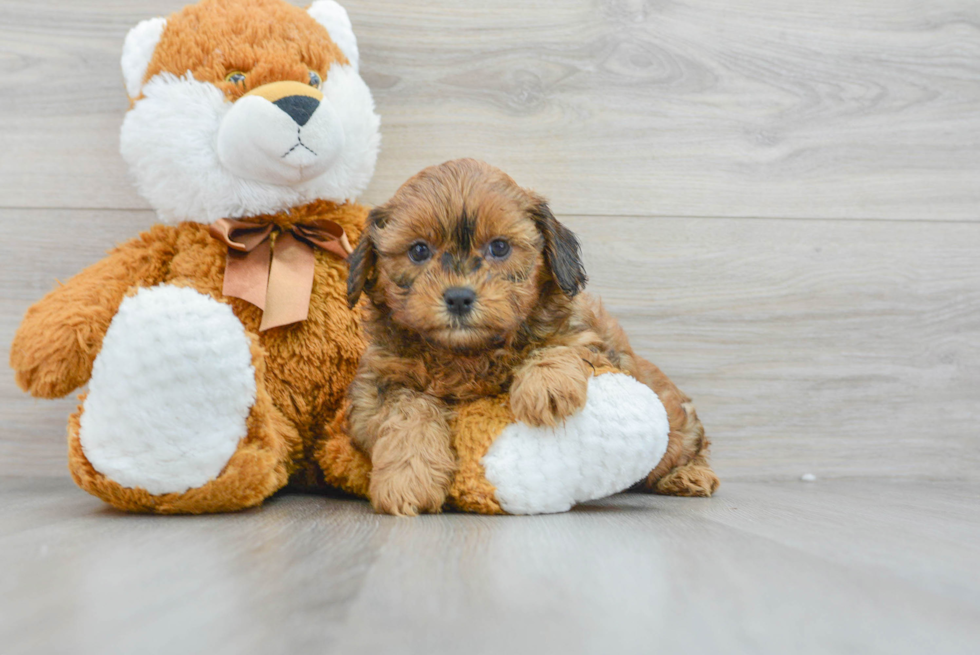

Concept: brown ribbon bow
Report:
left=209, top=217, right=353, bottom=331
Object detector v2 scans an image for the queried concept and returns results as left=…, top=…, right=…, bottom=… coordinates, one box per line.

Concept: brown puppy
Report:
left=347, top=159, right=719, bottom=515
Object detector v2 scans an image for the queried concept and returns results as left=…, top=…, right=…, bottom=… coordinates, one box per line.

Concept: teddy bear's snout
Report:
left=273, top=95, right=320, bottom=127
left=214, top=78, right=345, bottom=186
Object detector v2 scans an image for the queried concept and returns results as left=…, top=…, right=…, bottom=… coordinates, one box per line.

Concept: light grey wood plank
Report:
left=0, top=0, right=978, bottom=219
left=3, top=209, right=978, bottom=481
left=664, top=480, right=980, bottom=607
left=331, top=481, right=980, bottom=655
left=1, top=478, right=978, bottom=655
left=0, top=477, right=391, bottom=655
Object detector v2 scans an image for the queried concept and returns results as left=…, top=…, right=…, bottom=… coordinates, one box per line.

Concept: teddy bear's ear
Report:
left=121, top=17, right=167, bottom=98
left=307, top=1, right=360, bottom=71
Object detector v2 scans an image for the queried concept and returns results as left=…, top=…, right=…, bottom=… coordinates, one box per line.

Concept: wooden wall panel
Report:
left=0, top=0, right=977, bottom=219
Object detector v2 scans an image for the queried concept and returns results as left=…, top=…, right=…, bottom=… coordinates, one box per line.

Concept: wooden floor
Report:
left=1, top=477, right=978, bottom=655
left=1, top=1, right=979, bottom=652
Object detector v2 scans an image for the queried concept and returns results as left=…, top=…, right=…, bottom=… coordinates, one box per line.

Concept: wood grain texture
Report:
left=2, top=478, right=978, bottom=655
left=4, top=209, right=978, bottom=480
left=0, top=0, right=978, bottom=218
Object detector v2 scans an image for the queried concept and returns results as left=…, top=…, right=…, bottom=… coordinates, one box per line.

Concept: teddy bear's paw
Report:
left=482, top=373, right=670, bottom=515
left=78, top=285, right=257, bottom=495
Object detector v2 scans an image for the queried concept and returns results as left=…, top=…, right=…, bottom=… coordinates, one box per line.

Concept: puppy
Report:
left=347, top=159, right=719, bottom=515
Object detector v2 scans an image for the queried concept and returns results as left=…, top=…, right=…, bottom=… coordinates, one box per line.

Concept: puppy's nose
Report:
left=444, top=287, right=476, bottom=317
left=273, top=95, right=320, bottom=126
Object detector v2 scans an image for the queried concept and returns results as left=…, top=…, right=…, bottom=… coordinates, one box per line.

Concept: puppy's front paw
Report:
left=369, top=465, right=449, bottom=517
left=510, top=350, right=590, bottom=427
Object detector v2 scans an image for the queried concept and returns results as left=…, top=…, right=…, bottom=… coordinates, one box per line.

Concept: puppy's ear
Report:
left=347, top=212, right=382, bottom=308
left=529, top=199, right=587, bottom=297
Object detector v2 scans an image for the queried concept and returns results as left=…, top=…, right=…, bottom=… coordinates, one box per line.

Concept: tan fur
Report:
left=12, top=199, right=368, bottom=513
left=346, top=159, right=718, bottom=515
left=142, top=0, right=347, bottom=102
left=510, top=346, right=592, bottom=428
left=362, top=388, right=456, bottom=516
left=443, top=396, right=510, bottom=514
left=318, top=395, right=512, bottom=515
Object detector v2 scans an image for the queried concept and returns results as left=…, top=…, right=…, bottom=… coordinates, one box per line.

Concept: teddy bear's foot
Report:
left=69, top=285, right=293, bottom=513
left=480, top=373, right=670, bottom=515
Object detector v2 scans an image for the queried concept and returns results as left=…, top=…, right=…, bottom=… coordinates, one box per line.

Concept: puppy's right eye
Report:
left=408, top=242, right=432, bottom=264
left=488, top=239, right=511, bottom=259
left=225, top=71, right=247, bottom=86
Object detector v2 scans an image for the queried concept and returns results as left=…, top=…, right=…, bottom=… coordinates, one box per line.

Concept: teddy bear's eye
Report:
left=225, top=71, right=247, bottom=86
left=309, top=71, right=322, bottom=87
left=408, top=242, right=432, bottom=264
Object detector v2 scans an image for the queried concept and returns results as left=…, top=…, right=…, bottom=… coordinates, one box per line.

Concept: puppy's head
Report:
left=348, top=159, right=586, bottom=350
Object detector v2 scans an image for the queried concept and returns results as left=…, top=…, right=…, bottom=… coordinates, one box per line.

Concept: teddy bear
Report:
left=9, top=0, right=672, bottom=515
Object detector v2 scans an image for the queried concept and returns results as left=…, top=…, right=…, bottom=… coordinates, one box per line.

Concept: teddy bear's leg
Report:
left=315, top=401, right=372, bottom=499
left=66, top=284, right=297, bottom=514
left=478, top=373, right=671, bottom=515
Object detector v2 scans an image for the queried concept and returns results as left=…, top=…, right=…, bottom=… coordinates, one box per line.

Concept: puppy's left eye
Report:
left=488, top=239, right=511, bottom=259
left=309, top=71, right=322, bottom=87
left=408, top=242, right=432, bottom=263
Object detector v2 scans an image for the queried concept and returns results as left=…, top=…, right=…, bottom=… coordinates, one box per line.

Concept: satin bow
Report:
left=209, top=217, right=353, bottom=331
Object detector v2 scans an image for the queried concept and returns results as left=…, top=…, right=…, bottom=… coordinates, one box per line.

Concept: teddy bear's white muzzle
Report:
left=217, top=94, right=347, bottom=186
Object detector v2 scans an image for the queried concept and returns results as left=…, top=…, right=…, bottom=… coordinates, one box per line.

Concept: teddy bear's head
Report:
left=119, top=0, right=380, bottom=222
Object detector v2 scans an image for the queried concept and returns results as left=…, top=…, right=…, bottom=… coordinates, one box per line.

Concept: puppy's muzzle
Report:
left=444, top=287, right=476, bottom=317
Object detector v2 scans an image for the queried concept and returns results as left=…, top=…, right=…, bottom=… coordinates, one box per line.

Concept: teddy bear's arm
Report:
left=10, top=225, right=178, bottom=398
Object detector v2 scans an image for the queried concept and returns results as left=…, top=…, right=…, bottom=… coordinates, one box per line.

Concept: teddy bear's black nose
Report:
left=444, top=287, right=476, bottom=317
left=273, top=95, right=320, bottom=127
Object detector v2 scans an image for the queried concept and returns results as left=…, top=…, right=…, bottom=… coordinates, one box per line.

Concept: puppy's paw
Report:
left=510, top=349, right=591, bottom=427
left=652, top=458, right=720, bottom=497
left=369, top=464, right=449, bottom=516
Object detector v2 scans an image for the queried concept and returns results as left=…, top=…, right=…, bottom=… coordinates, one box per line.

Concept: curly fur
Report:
left=346, top=159, right=718, bottom=515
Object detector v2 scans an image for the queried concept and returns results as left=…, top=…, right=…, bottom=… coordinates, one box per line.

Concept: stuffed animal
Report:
left=10, top=0, right=379, bottom=513
left=9, top=0, right=673, bottom=515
